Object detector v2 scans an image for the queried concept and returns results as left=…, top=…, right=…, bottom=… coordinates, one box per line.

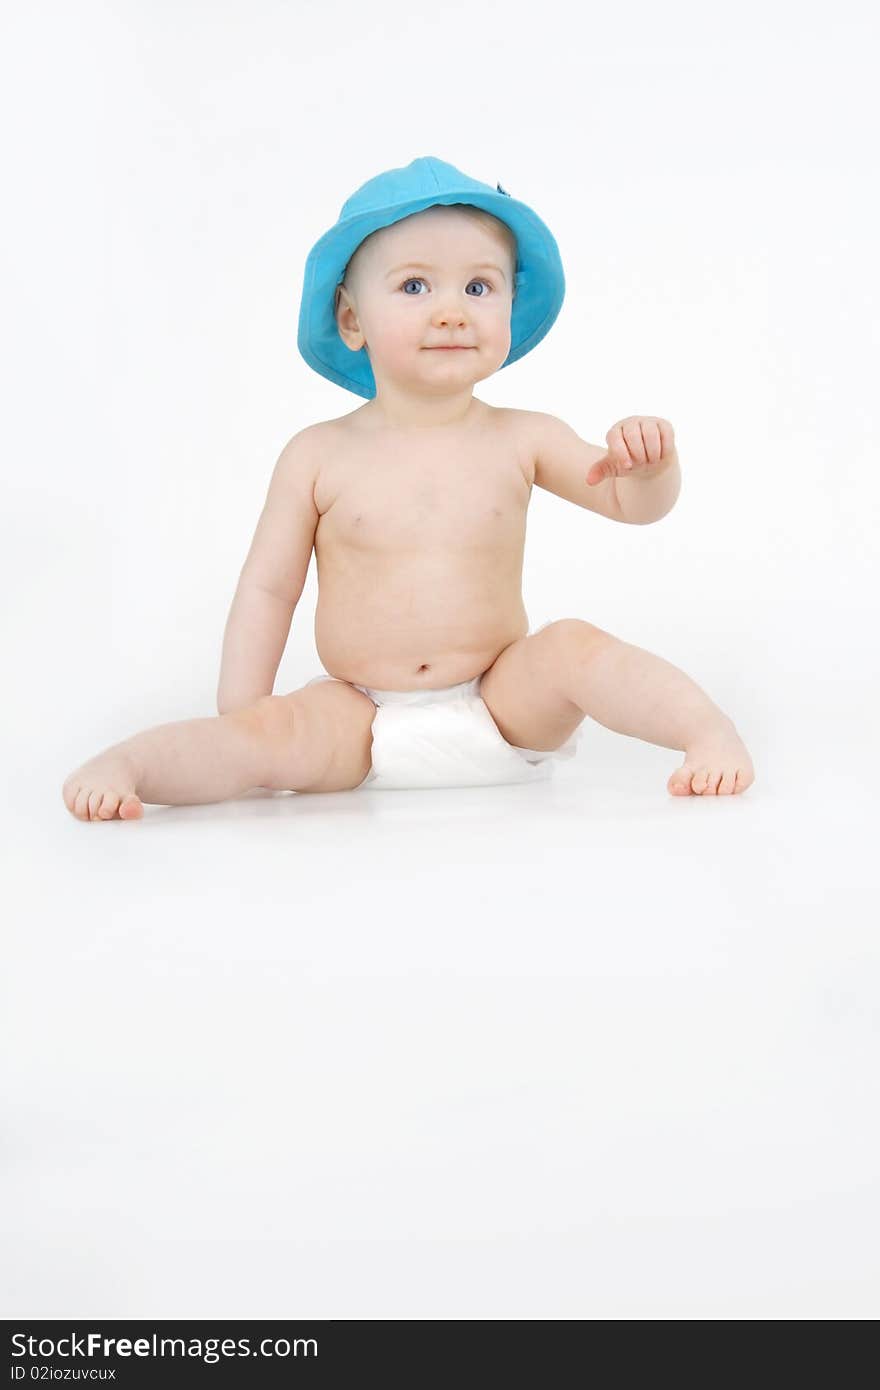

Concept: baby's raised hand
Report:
left=586, top=416, right=676, bottom=486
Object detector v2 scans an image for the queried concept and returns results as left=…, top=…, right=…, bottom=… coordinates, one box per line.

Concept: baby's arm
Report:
left=217, top=430, right=320, bottom=714
left=525, top=411, right=679, bottom=525
left=525, top=412, right=625, bottom=522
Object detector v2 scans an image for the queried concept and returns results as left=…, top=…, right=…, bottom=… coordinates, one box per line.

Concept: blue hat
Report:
left=297, top=155, right=565, bottom=400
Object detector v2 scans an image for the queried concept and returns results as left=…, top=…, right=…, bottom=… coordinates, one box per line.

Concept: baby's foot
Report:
left=667, top=718, right=755, bottom=797
left=62, top=750, right=144, bottom=821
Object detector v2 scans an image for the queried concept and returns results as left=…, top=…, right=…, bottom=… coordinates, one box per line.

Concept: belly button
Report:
left=418, top=664, right=430, bottom=673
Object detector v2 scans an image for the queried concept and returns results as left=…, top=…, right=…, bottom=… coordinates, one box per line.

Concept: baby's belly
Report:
left=313, top=560, right=529, bottom=690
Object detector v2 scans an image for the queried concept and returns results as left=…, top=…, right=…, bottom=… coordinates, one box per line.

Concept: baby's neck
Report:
left=358, top=394, right=488, bottom=432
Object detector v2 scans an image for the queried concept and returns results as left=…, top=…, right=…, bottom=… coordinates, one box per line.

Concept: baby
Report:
left=62, top=156, right=754, bottom=820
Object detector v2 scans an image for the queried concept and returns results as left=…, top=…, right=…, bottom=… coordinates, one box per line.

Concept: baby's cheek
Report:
left=491, top=312, right=512, bottom=346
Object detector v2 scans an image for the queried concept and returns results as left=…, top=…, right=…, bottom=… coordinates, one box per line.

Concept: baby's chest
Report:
left=320, top=460, right=530, bottom=551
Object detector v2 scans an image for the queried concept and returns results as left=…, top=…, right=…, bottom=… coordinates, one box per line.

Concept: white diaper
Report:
left=304, top=622, right=582, bottom=791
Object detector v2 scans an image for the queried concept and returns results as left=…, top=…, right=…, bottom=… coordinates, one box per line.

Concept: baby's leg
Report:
left=62, top=704, right=283, bottom=821
left=557, top=620, right=755, bottom=795
left=481, top=620, right=754, bottom=796
left=61, top=682, right=375, bottom=820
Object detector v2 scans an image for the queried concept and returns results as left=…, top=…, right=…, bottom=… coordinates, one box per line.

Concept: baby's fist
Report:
left=586, top=416, right=676, bottom=486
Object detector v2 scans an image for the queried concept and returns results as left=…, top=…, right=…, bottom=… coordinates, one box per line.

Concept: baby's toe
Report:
left=717, top=768, right=738, bottom=795
left=667, top=766, right=694, bottom=795
left=119, top=794, right=144, bottom=820
left=73, top=787, right=91, bottom=820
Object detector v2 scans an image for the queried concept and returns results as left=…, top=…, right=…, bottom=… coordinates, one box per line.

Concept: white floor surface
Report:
left=5, top=702, right=878, bottom=1320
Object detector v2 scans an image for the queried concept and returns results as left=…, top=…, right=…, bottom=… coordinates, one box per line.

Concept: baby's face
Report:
left=335, top=207, right=515, bottom=399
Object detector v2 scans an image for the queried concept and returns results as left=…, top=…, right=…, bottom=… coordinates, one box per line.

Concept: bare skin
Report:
left=62, top=205, right=753, bottom=819
left=62, top=403, right=754, bottom=820
left=311, top=401, right=535, bottom=690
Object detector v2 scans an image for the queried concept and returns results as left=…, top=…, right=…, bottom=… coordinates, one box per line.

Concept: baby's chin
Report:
left=416, top=346, right=506, bottom=375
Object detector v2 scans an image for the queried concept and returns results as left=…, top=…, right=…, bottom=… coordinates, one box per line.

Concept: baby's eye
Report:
left=400, top=277, right=492, bottom=296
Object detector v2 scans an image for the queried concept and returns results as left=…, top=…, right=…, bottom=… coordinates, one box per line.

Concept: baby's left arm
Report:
left=527, top=411, right=680, bottom=525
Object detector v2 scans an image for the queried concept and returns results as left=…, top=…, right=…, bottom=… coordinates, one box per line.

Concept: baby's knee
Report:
left=242, top=691, right=366, bottom=793
left=238, top=694, right=295, bottom=741
left=544, top=618, right=612, bottom=653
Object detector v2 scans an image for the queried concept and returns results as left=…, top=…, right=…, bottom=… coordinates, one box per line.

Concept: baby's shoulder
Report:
left=497, top=406, right=549, bottom=437
left=282, top=418, right=340, bottom=450
left=292, top=409, right=367, bottom=454
left=490, top=405, right=547, bottom=449
left=491, top=406, right=549, bottom=467
left=276, top=417, right=345, bottom=472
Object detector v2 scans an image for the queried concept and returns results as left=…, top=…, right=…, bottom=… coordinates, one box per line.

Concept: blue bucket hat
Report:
left=296, top=155, right=565, bottom=400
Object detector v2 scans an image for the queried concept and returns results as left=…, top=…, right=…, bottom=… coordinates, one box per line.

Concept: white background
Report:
left=3, top=0, right=878, bottom=1318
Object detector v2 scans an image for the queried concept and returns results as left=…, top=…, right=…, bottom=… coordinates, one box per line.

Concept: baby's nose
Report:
left=433, top=302, right=467, bottom=326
